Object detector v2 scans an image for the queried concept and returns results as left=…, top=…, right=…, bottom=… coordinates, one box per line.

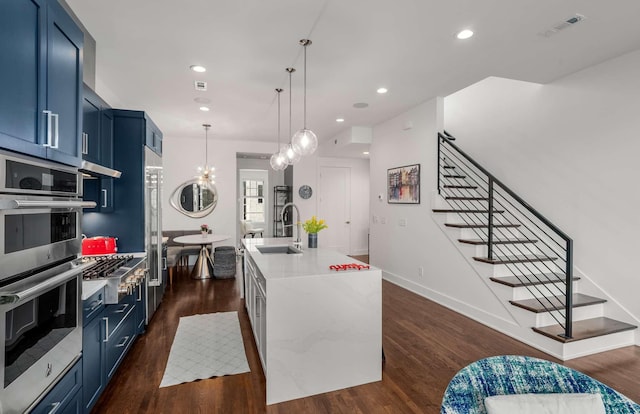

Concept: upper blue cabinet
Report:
left=0, top=0, right=83, bottom=167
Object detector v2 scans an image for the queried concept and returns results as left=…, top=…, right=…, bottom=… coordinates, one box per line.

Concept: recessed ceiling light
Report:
left=363, top=151, right=369, bottom=155
left=336, top=118, right=345, bottom=123
left=199, top=106, right=210, bottom=112
left=190, top=65, right=206, bottom=73
left=353, top=102, right=369, bottom=109
left=376, top=87, right=388, bottom=94
left=194, top=97, right=211, bottom=104
left=456, top=29, right=474, bottom=40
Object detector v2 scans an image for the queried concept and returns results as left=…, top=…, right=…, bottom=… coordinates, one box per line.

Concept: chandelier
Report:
left=197, top=123, right=215, bottom=184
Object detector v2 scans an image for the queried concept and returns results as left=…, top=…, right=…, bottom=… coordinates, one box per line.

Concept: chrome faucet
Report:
left=281, top=202, right=302, bottom=247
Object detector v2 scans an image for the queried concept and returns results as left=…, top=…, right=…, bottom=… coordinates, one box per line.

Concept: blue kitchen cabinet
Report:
left=83, top=86, right=115, bottom=213
left=135, top=280, right=147, bottom=333
left=82, top=87, right=101, bottom=164
left=0, top=0, right=82, bottom=166
left=145, top=119, right=163, bottom=155
left=105, top=298, right=137, bottom=381
left=32, top=357, right=83, bottom=414
left=85, top=109, right=163, bottom=253
left=82, top=288, right=106, bottom=413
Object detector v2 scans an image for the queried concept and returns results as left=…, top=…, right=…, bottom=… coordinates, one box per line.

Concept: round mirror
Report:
left=169, top=179, right=218, bottom=218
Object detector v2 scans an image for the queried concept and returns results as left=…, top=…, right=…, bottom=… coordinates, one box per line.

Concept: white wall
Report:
left=292, top=155, right=370, bottom=255
left=444, top=49, right=640, bottom=325
left=369, top=97, right=515, bottom=322
left=162, top=136, right=278, bottom=246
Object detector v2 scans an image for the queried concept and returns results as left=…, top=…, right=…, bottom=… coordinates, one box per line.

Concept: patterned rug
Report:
left=160, top=311, right=250, bottom=387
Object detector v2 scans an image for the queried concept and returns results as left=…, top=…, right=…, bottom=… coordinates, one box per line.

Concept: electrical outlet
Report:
left=380, top=217, right=386, bottom=224
left=399, top=218, right=407, bottom=227
left=418, top=266, right=424, bottom=277
left=372, top=215, right=378, bottom=224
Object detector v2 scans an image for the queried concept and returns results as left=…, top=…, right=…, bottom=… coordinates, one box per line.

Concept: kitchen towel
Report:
left=160, top=311, right=250, bottom=387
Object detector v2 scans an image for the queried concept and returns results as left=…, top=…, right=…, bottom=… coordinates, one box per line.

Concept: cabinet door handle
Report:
left=163, top=257, right=167, bottom=270
left=101, top=189, right=108, bottom=208
left=114, top=303, right=129, bottom=314
left=46, top=401, right=61, bottom=414
left=43, top=110, right=53, bottom=147
left=86, top=299, right=103, bottom=312
left=51, top=113, right=60, bottom=149
left=115, top=335, right=130, bottom=348
left=103, top=317, right=110, bottom=342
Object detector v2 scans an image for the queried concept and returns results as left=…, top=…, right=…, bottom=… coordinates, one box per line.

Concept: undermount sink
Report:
left=256, top=245, right=303, bottom=255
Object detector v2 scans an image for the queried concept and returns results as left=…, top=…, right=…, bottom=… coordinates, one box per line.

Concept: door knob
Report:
left=345, top=221, right=351, bottom=224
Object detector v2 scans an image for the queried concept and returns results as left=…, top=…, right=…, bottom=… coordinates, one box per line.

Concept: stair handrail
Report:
left=438, top=131, right=574, bottom=339
left=438, top=132, right=571, bottom=242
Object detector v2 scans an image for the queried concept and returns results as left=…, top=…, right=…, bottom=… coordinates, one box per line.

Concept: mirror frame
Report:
left=169, top=179, right=218, bottom=218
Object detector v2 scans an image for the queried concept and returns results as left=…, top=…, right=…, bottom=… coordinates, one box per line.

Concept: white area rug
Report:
left=160, top=311, right=250, bottom=387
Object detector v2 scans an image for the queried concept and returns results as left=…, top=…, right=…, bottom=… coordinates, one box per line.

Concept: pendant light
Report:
left=291, top=39, right=318, bottom=156
left=197, top=123, right=216, bottom=184
left=283, top=67, right=301, bottom=165
left=270, top=88, right=286, bottom=171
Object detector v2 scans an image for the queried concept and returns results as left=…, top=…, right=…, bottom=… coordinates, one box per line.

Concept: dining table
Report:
left=173, top=233, right=231, bottom=279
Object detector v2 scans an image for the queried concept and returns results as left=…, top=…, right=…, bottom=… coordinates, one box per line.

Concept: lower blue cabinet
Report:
left=82, top=289, right=138, bottom=413
left=106, top=309, right=136, bottom=380
left=32, top=358, right=82, bottom=414
left=82, top=309, right=106, bottom=413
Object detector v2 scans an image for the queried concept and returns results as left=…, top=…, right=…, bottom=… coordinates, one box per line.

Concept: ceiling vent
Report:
left=539, top=14, right=586, bottom=37
left=194, top=80, right=207, bottom=91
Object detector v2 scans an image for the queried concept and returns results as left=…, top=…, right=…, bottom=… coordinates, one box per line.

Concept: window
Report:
left=242, top=179, right=264, bottom=222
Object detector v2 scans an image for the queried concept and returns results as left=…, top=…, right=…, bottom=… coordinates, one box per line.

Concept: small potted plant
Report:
left=302, top=216, right=328, bottom=248
left=200, top=223, right=209, bottom=236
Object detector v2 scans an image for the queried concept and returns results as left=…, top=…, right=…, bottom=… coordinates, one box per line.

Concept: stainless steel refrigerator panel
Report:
left=144, top=147, right=163, bottom=324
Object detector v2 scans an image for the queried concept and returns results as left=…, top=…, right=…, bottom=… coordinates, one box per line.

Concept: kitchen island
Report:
left=242, top=238, right=382, bottom=405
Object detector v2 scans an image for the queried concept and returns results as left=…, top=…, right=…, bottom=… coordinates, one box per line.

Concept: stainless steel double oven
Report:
left=0, top=150, right=94, bottom=412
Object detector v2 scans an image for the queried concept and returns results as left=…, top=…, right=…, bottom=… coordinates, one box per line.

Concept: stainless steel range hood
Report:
left=80, top=160, right=122, bottom=178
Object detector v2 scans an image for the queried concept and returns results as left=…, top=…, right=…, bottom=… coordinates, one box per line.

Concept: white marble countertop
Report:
left=82, top=280, right=107, bottom=300
left=242, top=237, right=375, bottom=281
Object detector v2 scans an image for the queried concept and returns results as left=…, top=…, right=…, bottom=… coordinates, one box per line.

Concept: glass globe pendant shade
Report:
left=292, top=128, right=318, bottom=156
left=270, top=152, right=285, bottom=171
left=284, top=143, right=301, bottom=165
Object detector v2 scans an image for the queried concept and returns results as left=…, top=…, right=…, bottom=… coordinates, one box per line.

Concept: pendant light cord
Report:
left=288, top=69, right=293, bottom=141
left=276, top=89, right=281, bottom=148
left=303, top=45, right=307, bottom=129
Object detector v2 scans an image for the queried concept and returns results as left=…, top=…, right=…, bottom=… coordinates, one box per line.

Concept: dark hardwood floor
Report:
left=92, top=258, right=640, bottom=413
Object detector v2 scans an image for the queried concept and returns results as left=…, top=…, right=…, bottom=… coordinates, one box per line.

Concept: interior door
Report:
left=318, top=166, right=350, bottom=254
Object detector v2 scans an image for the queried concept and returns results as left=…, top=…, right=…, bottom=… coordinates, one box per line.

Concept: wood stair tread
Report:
left=443, top=165, right=456, bottom=169
left=442, top=174, right=466, bottom=179
left=458, top=238, right=536, bottom=245
left=533, top=317, right=637, bottom=343
left=445, top=223, right=520, bottom=229
left=510, top=293, right=606, bottom=313
left=433, top=209, right=505, bottom=214
left=445, top=196, right=488, bottom=201
left=443, top=184, right=477, bottom=189
left=473, top=254, right=557, bottom=264
left=443, top=184, right=478, bottom=190
left=490, top=274, right=580, bottom=287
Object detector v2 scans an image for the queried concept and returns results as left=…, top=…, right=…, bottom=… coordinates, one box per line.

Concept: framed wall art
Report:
left=387, top=164, right=420, bottom=204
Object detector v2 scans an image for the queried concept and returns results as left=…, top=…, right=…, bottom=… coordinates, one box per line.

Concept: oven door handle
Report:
left=0, top=199, right=97, bottom=210
left=0, top=266, right=81, bottom=305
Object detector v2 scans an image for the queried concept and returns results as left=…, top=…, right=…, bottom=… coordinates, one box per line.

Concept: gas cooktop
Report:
left=80, top=254, right=147, bottom=304
left=81, top=255, right=146, bottom=280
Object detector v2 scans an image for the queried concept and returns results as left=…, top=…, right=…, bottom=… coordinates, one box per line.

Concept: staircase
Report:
left=434, top=131, right=636, bottom=358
